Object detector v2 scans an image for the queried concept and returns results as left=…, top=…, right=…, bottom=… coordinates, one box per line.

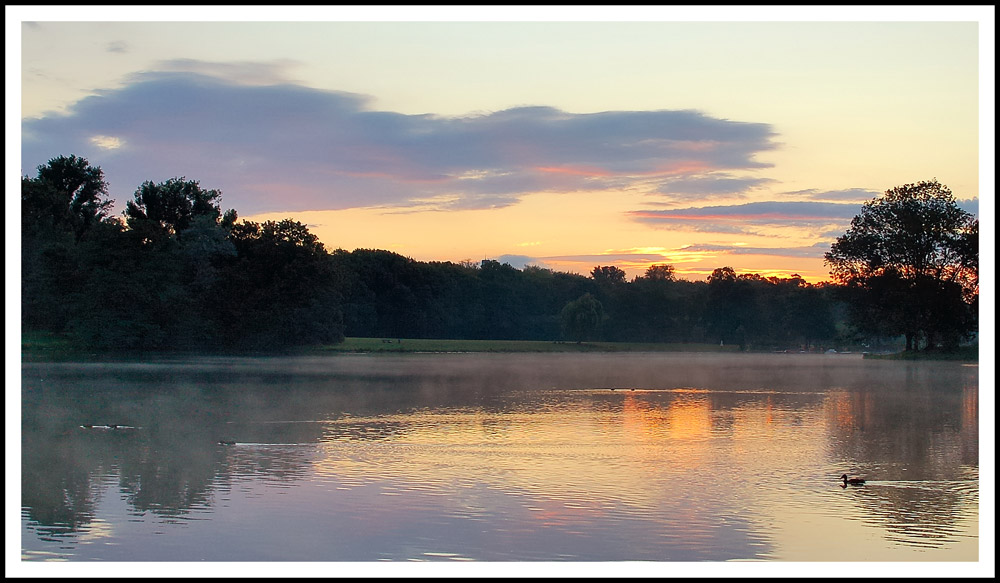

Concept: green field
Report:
left=311, top=337, right=742, bottom=354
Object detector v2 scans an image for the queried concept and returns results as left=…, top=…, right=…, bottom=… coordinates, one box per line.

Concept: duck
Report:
left=841, top=474, right=866, bottom=485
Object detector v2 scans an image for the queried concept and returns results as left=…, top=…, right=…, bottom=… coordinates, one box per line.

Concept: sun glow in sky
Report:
left=9, top=6, right=993, bottom=282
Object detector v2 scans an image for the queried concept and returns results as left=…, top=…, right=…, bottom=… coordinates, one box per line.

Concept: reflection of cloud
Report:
left=21, top=66, right=778, bottom=215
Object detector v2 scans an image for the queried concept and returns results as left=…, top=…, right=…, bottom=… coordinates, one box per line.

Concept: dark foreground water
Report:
left=18, top=352, right=981, bottom=570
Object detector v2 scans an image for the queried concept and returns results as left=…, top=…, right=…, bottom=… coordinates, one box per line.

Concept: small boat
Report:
left=218, top=440, right=237, bottom=446
left=841, top=473, right=866, bottom=485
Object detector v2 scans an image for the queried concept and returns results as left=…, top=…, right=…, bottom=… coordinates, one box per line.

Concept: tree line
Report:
left=21, top=155, right=977, bottom=353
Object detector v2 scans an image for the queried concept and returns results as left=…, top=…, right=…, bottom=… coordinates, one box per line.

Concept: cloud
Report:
left=785, top=188, right=979, bottom=218
left=21, top=67, right=778, bottom=215
left=678, top=242, right=831, bottom=258
left=629, top=201, right=862, bottom=235
left=782, top=187, right=881, bottom=202
left=957, top=198, right=979, bottom=216
left=106, top=40, right=128, bottom=54
left=152, top=59, right=303, bottom=86
left=655, top=174, right=775, bottom=201
left=496, top=254, right=543, bottom=270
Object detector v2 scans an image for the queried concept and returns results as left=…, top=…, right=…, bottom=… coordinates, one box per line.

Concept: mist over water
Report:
left=21, top=353, right=978, bottom=562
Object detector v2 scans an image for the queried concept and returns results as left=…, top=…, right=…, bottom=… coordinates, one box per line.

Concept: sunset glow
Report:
left=11, top=7, right=990, bottom=283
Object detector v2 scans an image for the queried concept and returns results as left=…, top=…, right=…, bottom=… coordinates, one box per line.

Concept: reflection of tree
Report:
left=824, top=369, right=978, bottom=544
left=825, top=383, right=978, bottom=477
left=849, top=480, right=978, bottom=549
left=21, top=432, right=101, bottom=540
left=23, top=360, right=470, bottom=536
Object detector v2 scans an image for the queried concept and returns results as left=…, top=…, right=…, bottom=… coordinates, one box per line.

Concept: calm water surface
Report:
left=20, top=352, right=979, bottom=563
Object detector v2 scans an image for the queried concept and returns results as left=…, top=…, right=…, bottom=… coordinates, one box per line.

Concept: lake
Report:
left=18, top=352, right=980, bottom=571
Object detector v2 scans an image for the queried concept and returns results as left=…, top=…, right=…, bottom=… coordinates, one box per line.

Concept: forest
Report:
left=21, top=156, right=977, bottom=354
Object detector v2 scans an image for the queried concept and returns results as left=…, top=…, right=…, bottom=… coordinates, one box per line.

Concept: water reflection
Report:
left=21, top=353, right=978, bottom=561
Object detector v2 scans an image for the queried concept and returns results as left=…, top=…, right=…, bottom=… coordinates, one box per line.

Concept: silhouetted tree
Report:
left=825, top=180, right=977, bottom=351
left=591, top=265, right=627, bottom=286
left=22, top=155, right=113, bottom=240
left=642, top=264, right=676, bottom=282
left=212, top=219, right=344, bottom=350
left=21, top=156, right=116, bottom=332
left=560, top=293, right=604, bottom=343
left=704, top=267, right=758, bottom=349
left=125, top=177, right=233, bottom=240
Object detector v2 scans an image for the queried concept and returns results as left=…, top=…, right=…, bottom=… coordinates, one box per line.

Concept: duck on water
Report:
left=841, top=474, right=866, bottom=486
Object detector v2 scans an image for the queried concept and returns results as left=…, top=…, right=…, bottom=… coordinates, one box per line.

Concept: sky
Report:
left=9, top=6, right=994, bottom=284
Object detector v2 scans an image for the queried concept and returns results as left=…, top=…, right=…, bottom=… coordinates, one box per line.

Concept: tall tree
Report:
left=560, top=293, right=604, bottom=343
left=21, top=156, right=117, bottom=332
left=124, top=177, right=230, bottom=239
left=212, top=219, right=344, bottom=349
left=642, top=264, right=676, bottom=282
left=704, top=267, right=757, bottom=349
left=22, top=155, right=113, bottom=240
left=591, top=265, right=627, bottom=286
left=824, top=180, right=977, bottom=350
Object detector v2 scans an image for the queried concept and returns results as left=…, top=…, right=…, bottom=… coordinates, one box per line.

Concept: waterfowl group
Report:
left=841, top=474, right=866, bottom=485
left=80, top=424, right=135, bottom=430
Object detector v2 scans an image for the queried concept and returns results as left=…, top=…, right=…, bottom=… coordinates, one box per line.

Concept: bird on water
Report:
left=841, top=474, right=866, bottom=485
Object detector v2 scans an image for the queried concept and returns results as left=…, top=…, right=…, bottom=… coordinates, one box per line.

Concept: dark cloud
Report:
left=629, top=201, right=862, bottom=234
left=21, top=69, right=778, bottom=215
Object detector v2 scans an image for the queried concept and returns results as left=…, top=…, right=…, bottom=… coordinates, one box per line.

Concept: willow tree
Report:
left=824, top=180, right=978, bottom=351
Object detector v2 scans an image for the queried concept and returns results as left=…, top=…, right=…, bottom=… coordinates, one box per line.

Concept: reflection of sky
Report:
left=19, top=354, right=982, bottom=569
left=299, top=390, right=977, bottom=561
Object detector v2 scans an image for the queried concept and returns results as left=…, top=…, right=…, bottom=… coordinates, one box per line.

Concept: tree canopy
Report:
left=30, top=154, right=958, bottom=356
left=22, top=154, right=114, bottom=240
left=825, top=180, right=978, bottom=350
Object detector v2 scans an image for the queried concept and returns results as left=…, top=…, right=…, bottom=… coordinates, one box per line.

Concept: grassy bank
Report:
left=24, top=331, right=974, bottom=360
left=20, top=331, right=91, bottom=361
left=20, top=332, right=742, bottom=360
left=311, top=337, right=742, bottom=354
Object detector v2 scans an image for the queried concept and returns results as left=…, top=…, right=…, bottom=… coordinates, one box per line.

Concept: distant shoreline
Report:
left=310, top=337, right=745, bottom=354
